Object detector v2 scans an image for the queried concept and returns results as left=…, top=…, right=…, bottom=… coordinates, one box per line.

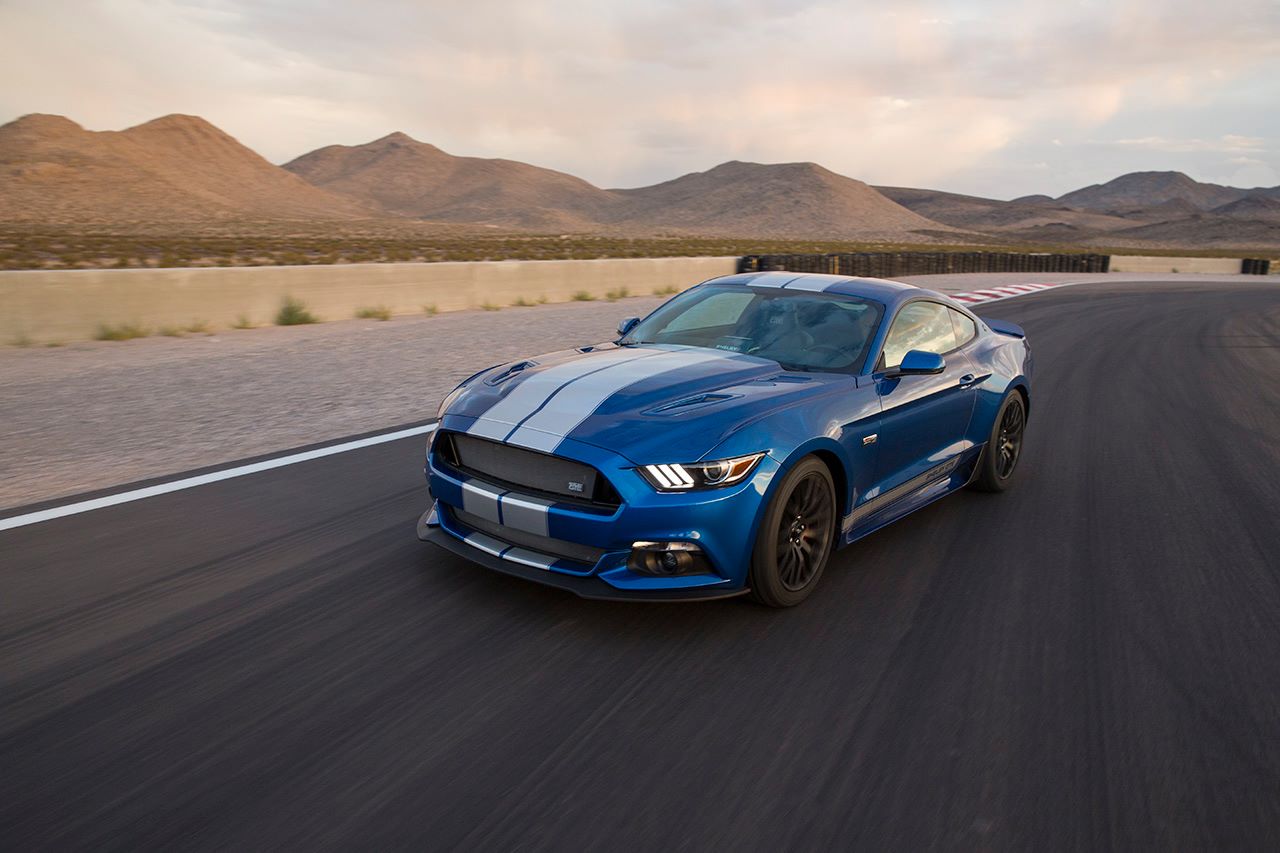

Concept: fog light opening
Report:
left=627, top=540, right=711, bottom=577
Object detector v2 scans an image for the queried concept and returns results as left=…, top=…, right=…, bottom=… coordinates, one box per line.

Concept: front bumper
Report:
left=419, top=431, right=779, bottom=600
left=419, top=518, right=748, bottom=602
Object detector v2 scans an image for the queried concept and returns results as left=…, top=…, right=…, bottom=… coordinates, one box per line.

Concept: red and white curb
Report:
left=949, top=282, right=1063, bottom=305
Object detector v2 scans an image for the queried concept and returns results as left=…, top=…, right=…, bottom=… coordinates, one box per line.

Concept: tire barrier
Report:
left=737, top=252, right=1111, bottom=277
left=1241, top=258, right=1272, bottom=275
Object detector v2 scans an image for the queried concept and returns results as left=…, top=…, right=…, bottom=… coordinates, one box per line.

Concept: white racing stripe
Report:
left=0, top=423, right=438, bottom=533
left=506, top=349, right=738, bottom=452
left=466, top=348, right=659, bottom=441
left=783, top=274, right=850, bottom=292
left=743, top=272, right=803, bottom=288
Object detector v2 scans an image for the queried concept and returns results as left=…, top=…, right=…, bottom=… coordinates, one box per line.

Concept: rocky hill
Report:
left=0, top=113, right=373, bottom=223
left=282, top=132, right=622, bottom=231
left=609, top=161, right=953, bottom=240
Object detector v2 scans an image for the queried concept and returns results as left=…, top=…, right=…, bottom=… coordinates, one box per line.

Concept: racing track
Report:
left=3, top=280, right=1280, bottom=850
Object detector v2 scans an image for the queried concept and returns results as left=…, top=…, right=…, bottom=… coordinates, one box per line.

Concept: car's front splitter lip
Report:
left=420, top=525, right=750, bottom=602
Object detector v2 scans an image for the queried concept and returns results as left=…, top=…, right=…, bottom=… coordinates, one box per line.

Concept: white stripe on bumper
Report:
left=461, top=480, right=504, bottom=523
left=499, top=492, right=555, bottom=537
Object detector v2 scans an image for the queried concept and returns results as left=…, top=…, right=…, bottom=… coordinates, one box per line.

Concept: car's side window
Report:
left=950, top=309, right=977, bottom=347
left=880, top=301, right=957, bottom=369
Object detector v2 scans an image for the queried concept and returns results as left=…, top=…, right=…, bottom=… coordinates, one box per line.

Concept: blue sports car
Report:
left=418, top=272, right=1032, bottom=606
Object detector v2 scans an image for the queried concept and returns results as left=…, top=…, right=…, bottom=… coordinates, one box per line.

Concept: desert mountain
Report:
left=1056, top=171, right=1247, bottom=212
left=875, top=185, right=1137, bottom=234
left=284, top=136, right=951, bottom=240
left=1211, top=195, right=1280, bottom=222
left=607, top=161, right=952, bottom=240
left=0, top=113, right=373, bottom=223
left=5, top=113, right=1280, bottom=248
left=283, top=132, right=622, bottom=231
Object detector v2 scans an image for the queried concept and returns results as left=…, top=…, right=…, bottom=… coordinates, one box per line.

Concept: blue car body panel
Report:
left=420, top=273, right=1032, bottom=600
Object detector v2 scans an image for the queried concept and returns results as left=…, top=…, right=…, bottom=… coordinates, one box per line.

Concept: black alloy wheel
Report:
left=749, top=456, right=836, bottom=607
left=995, top=395, right=1025, bottom=479
left=970, top=392, right=1028, bottom=492
left=777, top=473, right=835, bottom=591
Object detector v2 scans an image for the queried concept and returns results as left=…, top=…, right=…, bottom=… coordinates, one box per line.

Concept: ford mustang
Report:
left=418, top=272, right=1032, bottom=606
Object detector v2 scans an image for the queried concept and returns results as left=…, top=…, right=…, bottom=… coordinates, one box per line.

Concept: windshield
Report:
left=621, top=285, right=884, bottom=372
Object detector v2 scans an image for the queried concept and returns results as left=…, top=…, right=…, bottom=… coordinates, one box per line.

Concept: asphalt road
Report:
left=3, top=280, right=1279, bottom=850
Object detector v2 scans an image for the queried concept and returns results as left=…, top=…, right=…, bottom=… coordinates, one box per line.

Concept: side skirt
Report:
left=839, top=446, right=984, bottom=546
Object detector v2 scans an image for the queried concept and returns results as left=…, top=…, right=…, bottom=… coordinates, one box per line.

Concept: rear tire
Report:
left=748, top=456, right=836, bottom=607
left=969, top=391, right=1027, bottom=493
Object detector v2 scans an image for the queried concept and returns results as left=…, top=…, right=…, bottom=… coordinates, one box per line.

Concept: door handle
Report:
left=958, top=372, right=990, bottom=388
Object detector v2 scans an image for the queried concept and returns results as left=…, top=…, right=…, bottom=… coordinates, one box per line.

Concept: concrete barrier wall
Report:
left=0, top=256, right=739, bottom=344
left=1107, top=256, right=1244, bottom=274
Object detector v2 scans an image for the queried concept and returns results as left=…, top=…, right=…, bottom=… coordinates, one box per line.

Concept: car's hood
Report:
left=445, top=343, right=847, bottom=464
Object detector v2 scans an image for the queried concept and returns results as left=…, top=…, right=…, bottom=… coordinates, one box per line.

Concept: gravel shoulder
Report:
left=0, top=272, right=1254, bottom=511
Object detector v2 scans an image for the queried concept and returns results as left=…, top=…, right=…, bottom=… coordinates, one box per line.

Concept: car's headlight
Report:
left=638, top=453, right=765, bottom=492
left=436, top=384, right=467, bottom=419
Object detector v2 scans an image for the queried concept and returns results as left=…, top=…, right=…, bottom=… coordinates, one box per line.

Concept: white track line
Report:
left=0, top=423, right=438, bottom=533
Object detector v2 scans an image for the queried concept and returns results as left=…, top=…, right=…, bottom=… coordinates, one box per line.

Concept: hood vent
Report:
left=485, top=360, right=537, bottom=386
left=645, top=392, right=736, bottom=415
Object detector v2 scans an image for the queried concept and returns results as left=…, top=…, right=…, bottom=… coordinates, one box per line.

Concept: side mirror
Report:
left=890, top=349, right=945, bottom=376
left=617, top=316, right=640, bottom=337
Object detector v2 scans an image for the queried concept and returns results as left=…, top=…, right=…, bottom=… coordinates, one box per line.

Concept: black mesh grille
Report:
left=449, top=506, right=606, bottom=566
left=437, top=431, right=621, bottom=508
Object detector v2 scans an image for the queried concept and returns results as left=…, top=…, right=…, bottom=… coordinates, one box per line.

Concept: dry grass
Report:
left=571, top=290, right=596, bottom=301
left=94, top=321, right=149, bottom=341
left=480, top=301, right=502, bottom=311
left=232, top=314, right=254, bottom=330
left=355, top=305, right=393, bottom=321
left=422, top=303, right=439, bottom=316
left=653, top=285, right=679, bottom=296
left=604, top=286, right=630, bottom=301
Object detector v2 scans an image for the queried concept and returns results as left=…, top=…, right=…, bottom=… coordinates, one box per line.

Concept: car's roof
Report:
left=700, top=272, right=943, bottom=310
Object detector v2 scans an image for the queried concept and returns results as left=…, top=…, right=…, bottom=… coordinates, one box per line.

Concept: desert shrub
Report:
left=571, top=290, right=596, bottom=301
left=605, top=287, right=630, bottom=301
left=94, top=322, right=149, bottom=341
left=355, top=305, right=393, bottom=321
left=275, top=297, right=317, bottom=326
left=423, top=303, right=439, bottom=316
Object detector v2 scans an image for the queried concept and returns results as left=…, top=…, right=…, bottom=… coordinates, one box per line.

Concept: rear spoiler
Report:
left=986, top=318, right=1026, bottom=339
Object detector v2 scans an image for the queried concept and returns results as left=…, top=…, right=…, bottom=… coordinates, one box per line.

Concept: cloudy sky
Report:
left=2, top=0, right=1277, bottom=197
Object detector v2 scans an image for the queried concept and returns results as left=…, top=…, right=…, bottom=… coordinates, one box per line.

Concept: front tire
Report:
left=748, top=456, right=836, bottom=607
left=969, top=391, right=1027, bottom=493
